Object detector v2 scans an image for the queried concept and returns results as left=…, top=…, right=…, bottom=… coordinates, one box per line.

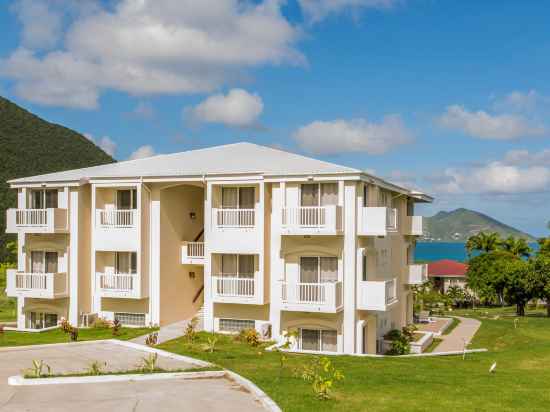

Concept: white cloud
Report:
left=185, top=88, right=263, bottom=128
left=438, top=105, right=546, bottom=140
left=132, top=102, right=155, bottom=119
left=298, top=0, right=396, bottom=23
left=433, top=162, right=550, bottom=195
left=85, top=133, right=117, bottom=157
left=129, top=145, right=156, bottom=160
left=293, top=115, right=413, bottom=155
left=503, top=149, right=550, bottom=167
left=1, top=0, right=302, bottom=109
left=493, top=90, right=543, bottom=113
left=11, top=0, right=63, bottom=50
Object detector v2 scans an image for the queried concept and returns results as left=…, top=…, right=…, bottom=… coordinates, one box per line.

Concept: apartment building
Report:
left=5, top=142, right=431, bottom=354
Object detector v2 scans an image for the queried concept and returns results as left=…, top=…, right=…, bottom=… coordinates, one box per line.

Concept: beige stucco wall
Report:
left=158, top=184, right=205, bottom=325
left=101, top=298, right=149, bottom=313
left=77, top=185, right=92, bottom=316
left=214, top=303, right=269, bottom=321
left=23, top=297, right=69, bottom=318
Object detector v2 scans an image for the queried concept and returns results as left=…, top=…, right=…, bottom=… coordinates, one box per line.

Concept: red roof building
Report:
left=427, top=259, right=468, bottom=278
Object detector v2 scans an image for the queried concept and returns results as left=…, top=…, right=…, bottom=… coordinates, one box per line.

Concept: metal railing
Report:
left=282, top=206, right=343, bottom=231
left=186, top=241, right=205, bottom=258
left=15, top=209, right=48, bottom=226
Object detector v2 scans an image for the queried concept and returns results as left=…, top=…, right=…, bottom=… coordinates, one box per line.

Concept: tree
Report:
left=500, top=236, right=531, bottom=258
left=446, top=285, right=465, bottom=307
left=466, top=232, right=502, bottom=257
left=538, top=237, right=550, bottom=255
left=467, top=251, right=516, bottom=306
left=501, top=259, right=534, bottom=316
left=530, top=254, right=550, bottom=317
left=3, top=241, right=16, bottom=265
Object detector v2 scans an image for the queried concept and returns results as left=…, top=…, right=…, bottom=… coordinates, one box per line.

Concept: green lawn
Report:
left=442, top=317, right=460, bottom=335
left=0, top=327, right=154, bottom=347
left=158, top=309, right=550, bottom=411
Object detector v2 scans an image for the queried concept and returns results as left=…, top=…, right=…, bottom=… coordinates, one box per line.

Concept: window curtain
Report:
left=221, top=254, right=237, bottom=275
left=130, top=252, right=137, bottom=274
left=320, top=257, right=338, bottom=283
left=221, top=187, right=238, bottom=209
left=300, top=184, right=319, bottom=207
left=320, top=183, right=338, bottom=206
left=238, top=255, right=255, bottom=278
left=45, top=252, right=58, bottom=273
left=301, top=329, right=320, bottom=351
left=45, top=190, right=58, bottom=209
left=300, top=257, right=319, bottom=283
left=238, top=187, right=255, bottom=209
left=363, top=184, right=369, bottom=207
left=31, top=251, right=44, bottom=273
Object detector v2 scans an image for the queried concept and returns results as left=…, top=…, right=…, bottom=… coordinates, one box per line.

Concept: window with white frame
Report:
left=30, top=189, right=58, bottom=209
left=26, top=312, right=58, bottom=329
left=115, top=312, right=145, bottom=327
left=219, top=318, right=255, bottom=333
left=116, top=189, right=137, bottom=210
left=115, top=252, right=137, bottom=274
left=300, top=183, right=338, bottom=207
left=299, top=328, right=337, bottom=352
left=299, top=256, right=338, bottom=283
left=221, top=187, right=255, bottom=209
left=30, top=251, right=58, bottom=273
left=220, top=254, right=254, bottom=278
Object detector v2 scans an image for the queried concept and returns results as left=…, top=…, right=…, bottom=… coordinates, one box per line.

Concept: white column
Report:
left=91, top=185, right=100, bottom=314
left=257, top=181, right=265, bottom=304
left=17, top=296, right=26, bottom=329
left=203, top=182, right=214, bottom=331
left=149, top=186, right=161, bottom=326
left=269, top=182, right=283, bottom=340
left=17, top=232, right=25, bottom=272
left=343, top=181, right=357, bottom=354
left=68, top=189, right=79, bottom=325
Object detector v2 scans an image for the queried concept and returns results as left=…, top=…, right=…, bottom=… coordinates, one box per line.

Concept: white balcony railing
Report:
left=406, top=216, right=423, bottom=236
left=408, top=263, right=428, bottom=285
left=212, top=276, right=255, bottom=298
left=358, top=207, right=397, bottom=236
left=281, top=281, right=343, bottom=313
left=6, top=208, right=68, bottom=233
left=214, top=208, right=255, bottom=227
left=281, top=206, right=343, bottom=233
left=181, top=241, right=205, bottom=264
left=386, top=208, right=398, bottom=231
left=96, top=272, right=143, bottom=298
left=6, top=270, right=68, bottom=299
left=357, top=278, right=398, bottom=311
left=96, top=209, right=137, bottom=228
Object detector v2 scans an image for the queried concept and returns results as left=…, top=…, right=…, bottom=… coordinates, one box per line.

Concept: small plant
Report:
left=60, top=318, right=78, bottom=342
left=297, top=357, right=344, bottom=400
left=86, top=360, right=106, bottom=376
left=25, top=360, right=52, bottom=378
left=274, top=330, right=298, bottom=379
left=69, top=327, right=79, bottom=342
left=145, top=332, right=158, bottom=347
left=91, top=317, right=113, bottom=329
left=236, top=328, right=261, bottom=347
left=183, top=317, right=198, bottom=343
left=138, top=353, right=158, bottom=373
left=202, top=335, right=218, bottom=353
left=112, top=319, right=122, bottom=336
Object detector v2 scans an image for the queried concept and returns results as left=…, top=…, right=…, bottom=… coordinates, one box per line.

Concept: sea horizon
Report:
left=415, top=241, right=540, bottom=263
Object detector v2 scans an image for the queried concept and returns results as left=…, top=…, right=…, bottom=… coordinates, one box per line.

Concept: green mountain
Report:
left=0, top=96, right=115, bottom=261
left=423, top=208, right=535, bottom=242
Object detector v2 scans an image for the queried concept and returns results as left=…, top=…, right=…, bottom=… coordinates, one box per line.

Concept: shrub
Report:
left=202, top=335, right=218, bottom=353
left=86, top=361, right=106, bottom=376
left=183, top=317, right=198, bottom=343
left=386, top=329, right=411, bottom=355
left=297, top=357, right=344, bottom=400
left=112, top=319, right=121, bottom=336
left=145, top=332, right=158, bottom=347
left=138, top=353, right=158, bottom=373
left=236, top=328, right=260, bottom=347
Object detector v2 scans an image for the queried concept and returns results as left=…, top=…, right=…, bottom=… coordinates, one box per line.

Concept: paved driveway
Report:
left=0, top=341, right=267, bottom=412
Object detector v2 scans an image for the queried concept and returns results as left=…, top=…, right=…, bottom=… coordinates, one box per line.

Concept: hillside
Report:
left=422, top=208, right=535, bottom=242
left=0, top=96, right=114, bottom=261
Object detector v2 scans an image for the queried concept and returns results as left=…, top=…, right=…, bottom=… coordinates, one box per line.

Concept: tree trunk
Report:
left=516, top=303, right=525, bottom=316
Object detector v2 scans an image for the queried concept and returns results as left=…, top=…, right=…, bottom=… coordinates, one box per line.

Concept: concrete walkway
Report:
left=131, top=319, right=192, bottom=345
left=435, top=316, right=481, bottom=352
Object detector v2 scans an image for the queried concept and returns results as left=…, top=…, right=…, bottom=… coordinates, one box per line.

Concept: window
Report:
left=363, top=184, right=369, bottom=207
left=116, top=189, right=137, bottom=210
left=115, top=312, right=145, bottom=327
left=299, top=256, right=338, bottom=283
left=30, top=251, right=58, bottom=273
left=362, top=254, right=368, bottom=281
left=299, top=329, right=337, bottom=352
left=219, top=318, right=255, bottom=333
left=27, top=312, right=58, bottom=329
left=115, top=252, right=137, bottom=274
left=221, top=187, right=255, bottom=209
left=30, top=189, right=58, bottom=209
left=220, top=254, right=254, bottom=278
left=407, top=199, right=414, bottom=217
left=300, top=183, right=338, bottom=207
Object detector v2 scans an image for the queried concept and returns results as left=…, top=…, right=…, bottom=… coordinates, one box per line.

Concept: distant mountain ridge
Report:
left=0, top=96, right=115, bottom=261
left=422, top=208, right=535, bottom=242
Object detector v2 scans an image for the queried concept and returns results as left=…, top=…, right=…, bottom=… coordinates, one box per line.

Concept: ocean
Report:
left=415, top=242, right=540, bottom=263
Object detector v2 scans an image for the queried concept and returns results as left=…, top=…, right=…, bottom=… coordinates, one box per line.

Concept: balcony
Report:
left=405, top=215, right=423, bottom=236
left=408, top=263, right=428, bottom=285
left=6, top=269, right=68, bottom=299
left=211, top=276, right=258, bottom=303
left=357, top=207, right=398, bottom=236
left=210, top=208, right=259, bottom=253
left=181, top=241, right=205, bottom=265
left=357, top=278, right=398, bottom=311
left=96, top=272, right=144, bottom=299
left=94, top=209, right=139, bottom=251
left=6, top=208, right=68, bottom=234
left=281, top=206, right=343, bottom=235
left=213, top=208, right=255, bottom=228
left=280, top=281, right=343, bottom=313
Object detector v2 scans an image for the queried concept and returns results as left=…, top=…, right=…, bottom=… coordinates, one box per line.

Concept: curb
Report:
left=225, top=370, right=282, bottom=412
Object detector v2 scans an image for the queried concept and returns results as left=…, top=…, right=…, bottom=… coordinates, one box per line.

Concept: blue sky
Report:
left=1, top=0, right=549, bottom=236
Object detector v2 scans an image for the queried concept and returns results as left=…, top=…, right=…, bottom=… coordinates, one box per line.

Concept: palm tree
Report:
left=466, top=232, right=501, bottom=256
left=500, top=236, right=532, bottom=258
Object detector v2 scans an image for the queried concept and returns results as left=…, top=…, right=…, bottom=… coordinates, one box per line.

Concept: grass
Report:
left=0, top=264, right=16, bottom=323
left=0, top=327, right=155, bottom=347
left=158, top=308, right=550, bottom=411
left=424, top=337, right=442, bottom=353
left=442, top=317, right=461, bottom=335
left=24, top=365, right=221, bottom=379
